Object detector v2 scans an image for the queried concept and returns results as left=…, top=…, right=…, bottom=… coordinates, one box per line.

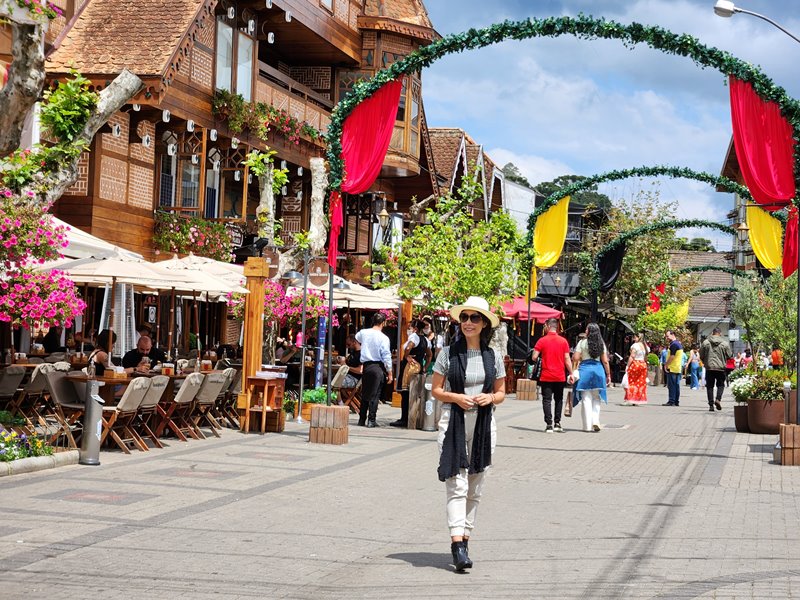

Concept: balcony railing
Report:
left=256, top=62, right=332, bottom=137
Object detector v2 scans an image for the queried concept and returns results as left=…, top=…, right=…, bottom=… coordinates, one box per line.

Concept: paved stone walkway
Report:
left=1, top=383, right=799, bottom=599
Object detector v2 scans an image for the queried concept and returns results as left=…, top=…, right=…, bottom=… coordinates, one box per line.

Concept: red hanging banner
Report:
left=729, top=77, right=795, bottom=210
left=327, top=78, right=404, bottom=268
left=783, top=207, right=798, bottom=278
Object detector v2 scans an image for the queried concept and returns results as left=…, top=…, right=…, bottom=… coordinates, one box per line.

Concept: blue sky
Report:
left=421, top=1, right=800, bottom=248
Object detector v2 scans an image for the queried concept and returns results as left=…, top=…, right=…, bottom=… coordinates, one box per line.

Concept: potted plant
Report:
left=283, top=396, right=296, bottom=419
left=747, top=368, right=787, bottom=434
left=300, top=387, right=327, bottom=422
left=729, top=369, right=755, bottom=433
left=646, top=353, right=659, bottom=386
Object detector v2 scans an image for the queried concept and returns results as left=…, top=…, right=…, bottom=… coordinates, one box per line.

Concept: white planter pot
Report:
left=1, top=1, right=50, bottom=29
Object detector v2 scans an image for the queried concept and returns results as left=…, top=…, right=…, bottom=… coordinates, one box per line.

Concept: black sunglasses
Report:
left=459, top=312, right=484, bottom=324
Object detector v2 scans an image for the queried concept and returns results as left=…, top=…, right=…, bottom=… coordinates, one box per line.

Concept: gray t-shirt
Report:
left=433, top=345, right=506, bottom=398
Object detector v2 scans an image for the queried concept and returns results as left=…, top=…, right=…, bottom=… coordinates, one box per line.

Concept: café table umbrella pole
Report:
left=296, top=252, right=310, bottom=423
left=108, top=276, right=117, bottom=360
left=167, top=287, right=176, bottom=360
left=326, top=267, right=334, bottom=405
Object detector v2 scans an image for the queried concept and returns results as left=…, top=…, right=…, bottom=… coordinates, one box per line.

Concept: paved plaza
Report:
left=1, top=384, right=800, bottom=599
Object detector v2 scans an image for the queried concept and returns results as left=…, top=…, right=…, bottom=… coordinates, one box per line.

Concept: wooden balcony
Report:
left=256, top=61, right=331, bottom=141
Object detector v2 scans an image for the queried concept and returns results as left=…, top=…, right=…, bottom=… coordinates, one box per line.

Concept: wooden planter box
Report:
left=516, top=379, right=537, bottom=401
left=308, top=405, right=349, bottom=445
left=780, top=423, right=800, bottom=465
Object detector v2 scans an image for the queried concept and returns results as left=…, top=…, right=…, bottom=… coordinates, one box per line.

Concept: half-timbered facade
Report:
left=43, top=0, right=438, bottom=275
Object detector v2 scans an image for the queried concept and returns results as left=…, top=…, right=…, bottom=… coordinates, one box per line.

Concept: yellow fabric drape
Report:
left=746, top=205, right=783, bottom=270
left=531, top=196, right=570, bottom=297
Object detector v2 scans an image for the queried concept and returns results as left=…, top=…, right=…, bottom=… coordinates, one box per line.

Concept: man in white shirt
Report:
left=355, top=312, right=394, bottom=428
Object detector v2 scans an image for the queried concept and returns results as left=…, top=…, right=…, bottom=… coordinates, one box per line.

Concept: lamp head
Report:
left=282, top=270, right=303, bottom=282
left=334, top=280, right=350, bottom=290
left=378, top=208, right=391, bottom=229
left=714, top=0, right=738, bottom=18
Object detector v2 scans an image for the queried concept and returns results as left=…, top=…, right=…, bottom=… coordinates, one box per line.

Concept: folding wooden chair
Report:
left=7, top=363, right=52, bottom=434
left=0, top=365, right=27, bottom=407
left=339, top=379, right=362, bottom=414
left=329, top=366, right=350, bottom=404
left=101, top=377, right=151, bottom=453
left=158, top=372, right=204, bottom=441
left=191, top=371, right=230, bottom=438
left=44, top=370, right=84, bottom=449
left=134, top=375, right=169, bottom=449
left=219, top=368, right=242, bottom=429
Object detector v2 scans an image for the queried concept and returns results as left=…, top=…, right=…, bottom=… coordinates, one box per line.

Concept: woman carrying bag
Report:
left=570, top=323, right=611, bottom=432
left=432, top=296, right=506, bottom=572
left=623, top=332, right=649, bottom=405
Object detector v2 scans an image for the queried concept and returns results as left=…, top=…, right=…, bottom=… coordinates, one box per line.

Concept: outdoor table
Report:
left=65, top=372, right=132, bottom=405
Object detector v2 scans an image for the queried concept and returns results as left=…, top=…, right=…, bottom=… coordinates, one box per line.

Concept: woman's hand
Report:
left=454, top=394, right=475, bottom=410
left=473, top=393, right=494, bottom=407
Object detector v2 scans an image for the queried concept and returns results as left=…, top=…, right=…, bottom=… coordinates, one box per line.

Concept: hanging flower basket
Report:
left=1, top=0, right=61, bottom=28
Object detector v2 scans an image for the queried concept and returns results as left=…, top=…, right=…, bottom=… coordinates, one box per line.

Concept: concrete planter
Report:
left=0, top=450, right=78, bottom=477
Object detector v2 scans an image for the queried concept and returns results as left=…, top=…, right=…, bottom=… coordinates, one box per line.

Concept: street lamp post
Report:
left=714, top=1, right=800, bottom=424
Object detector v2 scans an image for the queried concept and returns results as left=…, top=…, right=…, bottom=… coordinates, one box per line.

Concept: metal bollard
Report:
left=79, top=379, right=106, bottom=466
left=421, top=375, right=437, bottom=432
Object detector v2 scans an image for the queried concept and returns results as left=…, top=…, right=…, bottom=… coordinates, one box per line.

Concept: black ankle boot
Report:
left=357, top=417, right=366, bottom=426
left=450, top=541, right=469, bottom=571
left=462, top=539, right=473, bottom=568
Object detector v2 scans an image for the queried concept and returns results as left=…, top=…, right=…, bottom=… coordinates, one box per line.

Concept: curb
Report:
left=0, top=450, right=80, bottom=477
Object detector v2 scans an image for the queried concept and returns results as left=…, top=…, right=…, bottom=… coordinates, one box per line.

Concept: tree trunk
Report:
left=0, top=22, right=46, bottom=157
left=308, top=157, right=327, bottom=257
left=256, top=164, right=275, bottom=245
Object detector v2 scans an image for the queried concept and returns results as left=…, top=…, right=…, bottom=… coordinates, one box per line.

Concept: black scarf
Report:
left=437, top=337, right=496, bottom=482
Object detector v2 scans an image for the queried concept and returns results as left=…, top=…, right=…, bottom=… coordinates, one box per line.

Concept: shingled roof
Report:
left=428, top=128, right=465, bottom=190
left=47, top=0, right=212, bottom=77
left=364, top=0, right=434, bottom=29
left=669, top=251, right=734, bottom=321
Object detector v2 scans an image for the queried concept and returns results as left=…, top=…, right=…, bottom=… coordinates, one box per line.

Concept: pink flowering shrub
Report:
left=0, top=270, right=86, bottom=329
left=378, top=308, right=398, bottom=327
left=0, top=192, right=69, bottom=268
left=6, top=0, right=63, bottom=22
left=153, top=210, right=233, bottom=262
left=226, top=282, right=337, bottom=331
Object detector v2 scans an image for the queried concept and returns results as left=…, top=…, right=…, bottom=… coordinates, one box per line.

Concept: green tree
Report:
left=678, top=237, right=715, bottom=252
left=535, top=174, right=612, bottom=211
left=734, top=271, right=797, bottom=374
left=379, top=166, right=524, bottom=311
left=502, top=162, right=532, bottom=189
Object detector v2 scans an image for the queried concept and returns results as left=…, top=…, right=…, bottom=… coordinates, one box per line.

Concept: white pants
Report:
left=437, top=406, right=496, bottom=538
left=579, top=390, right=602, bottom=431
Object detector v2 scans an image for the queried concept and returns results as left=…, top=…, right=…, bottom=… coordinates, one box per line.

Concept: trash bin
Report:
left=422, top=375, right=437, bottom=432
left=79, top=379, right=105, bottom=466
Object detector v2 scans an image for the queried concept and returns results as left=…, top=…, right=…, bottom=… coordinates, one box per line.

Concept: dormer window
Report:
left=215, top=18, right=254, bottom=102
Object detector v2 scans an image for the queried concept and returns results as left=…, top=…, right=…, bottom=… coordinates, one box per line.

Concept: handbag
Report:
left=621, top=372, right=629, bottom=389
left=402, top=360, right=421, bottom=389
left=530, top=357, right=542, bottom=381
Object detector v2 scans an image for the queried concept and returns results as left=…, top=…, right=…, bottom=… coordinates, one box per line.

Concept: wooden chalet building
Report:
left=38, top=0, right=439, bottom=280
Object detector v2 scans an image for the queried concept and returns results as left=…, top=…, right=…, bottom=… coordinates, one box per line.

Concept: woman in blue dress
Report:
left=570, top=323, right=611, bottom=432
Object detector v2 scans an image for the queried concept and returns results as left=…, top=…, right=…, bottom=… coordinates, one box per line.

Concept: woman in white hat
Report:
left=431, top=295, right=506, bottom=572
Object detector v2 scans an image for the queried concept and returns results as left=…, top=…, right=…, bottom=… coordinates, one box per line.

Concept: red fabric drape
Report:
left=327, top=78, right=404, bottom=267
left=729, top=77, right=795, bottom=211
left=648, top=282, right=665, bottom=313
left=784, top=207, right=798, bottom=278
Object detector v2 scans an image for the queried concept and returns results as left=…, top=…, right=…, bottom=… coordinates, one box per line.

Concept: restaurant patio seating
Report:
left=134, top=375, right=169, bottom=449
left=157, top=372, right=204, bottom=441
left=191, top=371, right=230, bottom=438
left=217, top=368, right=242, bottom=429
left=329, top=365, right=350, bottom=403
left=337, top=372, right=362, bottom=414
left=44, top=370, right=85, bottom=449
left=0, top=365, right=27, bottom=406
left=52, top=361, right=73, bottom=372
left=101, top=376, right=151, bottom=453
left=7, top=363, right=54, bottom=433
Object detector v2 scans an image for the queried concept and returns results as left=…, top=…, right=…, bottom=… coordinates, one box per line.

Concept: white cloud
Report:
left=485, top=147, right=574, bottom=187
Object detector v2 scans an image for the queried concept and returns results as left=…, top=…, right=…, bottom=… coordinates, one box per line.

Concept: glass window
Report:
left=396, top=77, right=406, bottom=122
left=236, top=32, right=253, bottom=102
left=159, top=154, right=175, bottom=207
left=411, top=96, right=419, bottom=129
left=179, top=161, right=200, bottom=213
left=320, top=0, right=333, bottom=10
left=215, top=21, right=233, bottom=91
left=204, top=169, right=219, bottom=219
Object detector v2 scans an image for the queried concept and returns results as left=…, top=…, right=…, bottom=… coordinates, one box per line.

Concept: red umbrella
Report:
left=501, top=298, right=563, bottom=323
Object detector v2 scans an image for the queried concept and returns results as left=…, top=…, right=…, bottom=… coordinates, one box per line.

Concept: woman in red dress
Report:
left=624, top=333, right=649, bottom=405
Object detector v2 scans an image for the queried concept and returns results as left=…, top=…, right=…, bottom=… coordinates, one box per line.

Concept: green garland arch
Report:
left=524, top=165, right=754, bottom=246
left=326, top=15, right=800, bottom=198
left=694, top=287, right=738, bottom=295
left=588, top=219, right=738, bottom=291
left=676, top=265, right=751, bottom=279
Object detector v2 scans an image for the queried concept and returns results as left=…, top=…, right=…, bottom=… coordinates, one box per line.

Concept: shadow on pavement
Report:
left=387, top=552, right=456, bottom=572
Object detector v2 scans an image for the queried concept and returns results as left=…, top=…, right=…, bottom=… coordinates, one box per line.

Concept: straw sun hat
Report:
left=450, top=296, right=500, bottom=328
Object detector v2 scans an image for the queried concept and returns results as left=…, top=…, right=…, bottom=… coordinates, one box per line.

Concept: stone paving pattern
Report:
left=1, top=384, right=800, bottom=599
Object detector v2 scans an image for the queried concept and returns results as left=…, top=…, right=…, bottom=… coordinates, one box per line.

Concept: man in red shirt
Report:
left=531, top=318, right=573, bottom=433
